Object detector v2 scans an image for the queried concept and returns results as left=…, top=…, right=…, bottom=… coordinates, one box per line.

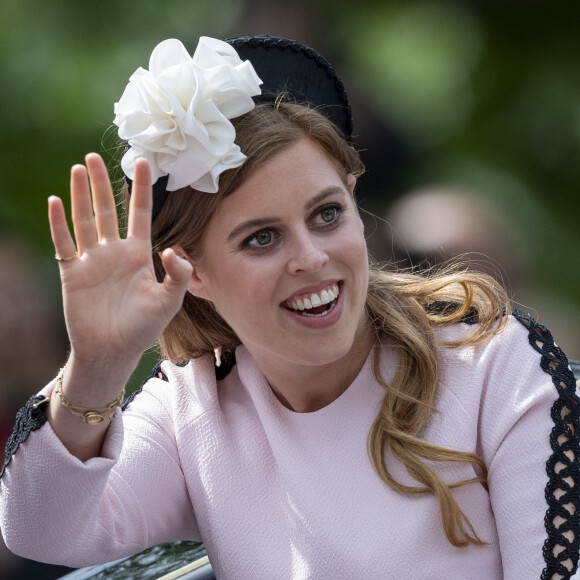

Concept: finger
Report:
left=160, top=249, right=193, bottom=297
left=49, top=196, right=78, bottom=264
left=71, top=164, right=98, bottom=254
left=85, top=153, right=120, bottom=242
left=127, top=157, right=152, bottom=242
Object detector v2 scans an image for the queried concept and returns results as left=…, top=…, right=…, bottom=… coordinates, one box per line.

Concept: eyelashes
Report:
left=240, top=202, right=346, bottom=252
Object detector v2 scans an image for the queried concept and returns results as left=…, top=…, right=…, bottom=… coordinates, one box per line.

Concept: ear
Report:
left=347, top=173, right=357, bottom=194
left=169, top=246, right=213, bottom=301
left=346, top=174, right=364, bottom=231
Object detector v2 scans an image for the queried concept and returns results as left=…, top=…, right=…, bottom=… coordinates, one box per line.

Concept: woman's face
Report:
left=188, top=138, right=370, bottom=373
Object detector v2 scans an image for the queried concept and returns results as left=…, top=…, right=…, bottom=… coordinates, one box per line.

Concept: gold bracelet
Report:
left=53, top=367, right=125, bottom=425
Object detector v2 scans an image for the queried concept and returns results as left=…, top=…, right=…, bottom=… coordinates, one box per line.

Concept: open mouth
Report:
left=284, top=283, right=340, bottom=318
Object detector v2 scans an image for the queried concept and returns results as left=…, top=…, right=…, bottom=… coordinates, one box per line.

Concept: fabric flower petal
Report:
left=113, top=36, right=263, bottom=194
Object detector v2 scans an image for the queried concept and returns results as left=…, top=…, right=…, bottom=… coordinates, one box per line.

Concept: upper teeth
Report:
left=290, top=284, right=339, bottom=311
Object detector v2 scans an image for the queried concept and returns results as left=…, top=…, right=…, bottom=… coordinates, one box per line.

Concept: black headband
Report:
left=226, top=36, right=352, bottom=138
left=126, top=35, right=353, bottom=220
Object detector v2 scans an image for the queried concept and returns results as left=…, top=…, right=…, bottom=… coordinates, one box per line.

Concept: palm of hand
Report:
left=50, top=154, right=192, bottom=366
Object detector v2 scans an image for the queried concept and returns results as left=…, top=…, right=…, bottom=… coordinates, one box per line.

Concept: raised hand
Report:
left=47, top=154, right=192, bottom=456
left=50, top=154, right=192, bottom=369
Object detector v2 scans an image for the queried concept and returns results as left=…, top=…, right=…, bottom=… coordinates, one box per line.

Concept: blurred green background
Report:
left=0, top=0, right=579, bottom=404
left=0, top=0, right=579, bottom=575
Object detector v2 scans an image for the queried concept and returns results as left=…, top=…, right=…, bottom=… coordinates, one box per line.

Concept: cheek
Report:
left=213, top=290, right=276, bottom=349
left=338, top=224, right=368, bottom=267
left=343, top=232, right=369, bottom=298
left=207, top=261, right=277, bottom=320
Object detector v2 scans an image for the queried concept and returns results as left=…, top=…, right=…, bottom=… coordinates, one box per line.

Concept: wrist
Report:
left=58, top=353, right=138, bottom=410
left=53, top=367, right=124, bottom=425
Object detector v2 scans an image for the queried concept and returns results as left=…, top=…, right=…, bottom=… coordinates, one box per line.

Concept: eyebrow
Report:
left=226, top=186, right=347, bottom=243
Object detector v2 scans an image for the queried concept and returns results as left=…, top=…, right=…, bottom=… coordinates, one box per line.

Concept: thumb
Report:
left=160, top=248, right=193, bottom=295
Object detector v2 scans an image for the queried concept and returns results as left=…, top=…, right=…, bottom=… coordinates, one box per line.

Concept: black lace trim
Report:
left=1, top=394, right=49, bottom=479
left=512, top=309, right=580, bottom=579
left=424, top=301, right=480, bottom=325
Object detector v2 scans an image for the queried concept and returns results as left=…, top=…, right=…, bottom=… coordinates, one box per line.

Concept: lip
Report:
left=281, top=281, right=344, bottom=329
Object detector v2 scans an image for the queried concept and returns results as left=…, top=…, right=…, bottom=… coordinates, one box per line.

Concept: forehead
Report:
left=220, top=139, right=346, bottom=213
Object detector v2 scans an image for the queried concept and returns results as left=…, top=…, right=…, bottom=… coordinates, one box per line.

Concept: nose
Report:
left=286, top=231, right=329, bottom=275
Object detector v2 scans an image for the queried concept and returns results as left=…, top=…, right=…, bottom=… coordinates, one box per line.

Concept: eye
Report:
left=241, top=228, right=279, bottom=251
left=312, top=203, right=344, bottom=228
left=320, top=206, right=338, bottom=223
left=251, top=230, right=273, bottom=246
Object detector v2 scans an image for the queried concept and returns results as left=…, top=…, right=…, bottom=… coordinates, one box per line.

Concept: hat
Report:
left=120, top=35, right=353, bottom=219
left=226, top=35, right=352, bottom=139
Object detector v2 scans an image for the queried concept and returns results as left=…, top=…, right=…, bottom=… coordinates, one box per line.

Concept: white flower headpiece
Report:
left=114, top=37, right=263, bottom=193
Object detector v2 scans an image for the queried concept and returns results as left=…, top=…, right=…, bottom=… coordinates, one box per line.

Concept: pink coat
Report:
left=1, top=312, right=578, bottom=579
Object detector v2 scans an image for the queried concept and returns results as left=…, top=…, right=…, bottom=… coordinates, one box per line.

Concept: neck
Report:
left=251, top=323, right=374, bottom=413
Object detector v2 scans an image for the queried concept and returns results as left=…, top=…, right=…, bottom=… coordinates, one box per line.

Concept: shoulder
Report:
left=122, top=353, right=237, bottom=423
left=432, top=309, right=578, bottom=460
left=435, top=309, right=578, bottom=413
left=435, top=307, right=575, bottom=383
left=434, top=310, right=580, bottom=576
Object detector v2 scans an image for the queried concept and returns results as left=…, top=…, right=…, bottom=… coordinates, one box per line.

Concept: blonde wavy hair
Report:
left=125, top=101, right=509, bottom=548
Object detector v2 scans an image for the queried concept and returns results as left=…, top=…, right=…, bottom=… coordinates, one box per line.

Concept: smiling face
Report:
left=187, top=138, right=371, bottom=378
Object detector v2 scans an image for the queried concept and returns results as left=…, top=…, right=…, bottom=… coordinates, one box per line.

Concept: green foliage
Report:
left=0, top=0, right=242, bottom=246
left=332, top=0, right=580, bottom=314
left=1, top=0, right=578, bottom=376
left=0, top=0, right=242, bottom=392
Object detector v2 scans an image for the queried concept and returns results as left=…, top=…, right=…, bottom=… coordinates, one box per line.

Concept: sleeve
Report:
left=477, top=311, right=580, bottom=580
left=0, top=365, right=200, bottom=568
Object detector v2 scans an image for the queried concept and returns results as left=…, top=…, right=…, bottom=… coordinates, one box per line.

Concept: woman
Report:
left=1, top=35, right=578, bottom=579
